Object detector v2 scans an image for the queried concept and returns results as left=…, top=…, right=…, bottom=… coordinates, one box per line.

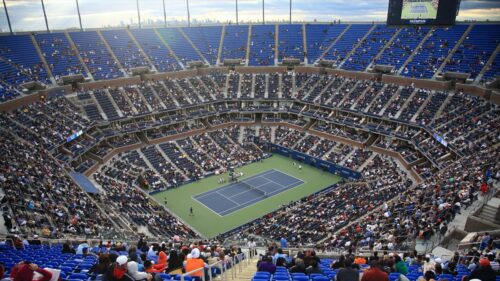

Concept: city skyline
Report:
left=0, top=0, right=499, bottom=32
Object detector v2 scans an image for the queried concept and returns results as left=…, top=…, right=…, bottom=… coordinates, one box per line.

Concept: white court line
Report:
left=226, top=168, right=296, bottom=198
left=219, top=192, right=263, bottom=215
left=218, top=176, right=306, bottom=216
left=193, top=171, right=274, bottom=216
left=215, top=190, right=241, bottom=206
left=227, top=179, right=272, bottom=199
left=194, top=169, right=306, bottom=217
left=193, top=169, right=277, bottom=200
left=268, top=169, right=305, bottom=184
left=219, top=171, right=306, bottom=215
left=265, top=178, right=305, bottom=196
left=261, top=172, right=305, bottom=188
left=191, top=195, right=224, bottom=218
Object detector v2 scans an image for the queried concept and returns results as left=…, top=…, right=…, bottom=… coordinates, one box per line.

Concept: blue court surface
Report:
left=193, top=169, right=304, bottom=216
left=410, top=4, right=428, bottom=14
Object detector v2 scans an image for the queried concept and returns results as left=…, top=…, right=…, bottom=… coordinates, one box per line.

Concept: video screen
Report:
left=401, top=0, right=439, bottom=19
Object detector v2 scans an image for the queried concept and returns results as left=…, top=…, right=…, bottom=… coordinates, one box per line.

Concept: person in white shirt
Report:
left=247, top=238, right=257, bottom=258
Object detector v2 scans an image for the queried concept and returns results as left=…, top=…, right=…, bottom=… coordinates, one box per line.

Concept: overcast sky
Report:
left=0, top=0, right=499, bottom=32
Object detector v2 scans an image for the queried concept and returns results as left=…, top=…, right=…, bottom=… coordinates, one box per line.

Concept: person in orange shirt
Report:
left=151, top=251, right=167, bottom=273
left=184, top=248, right=207, bottom=278
left=354, top=254, right=367, bottom=265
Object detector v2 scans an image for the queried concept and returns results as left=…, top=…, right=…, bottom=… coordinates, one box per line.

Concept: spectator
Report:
left=422, top=256, right=435, bottom=275
left=289, top=258, right=306, bottom=274
left=487, top=252, right=499, bottom=272
left=166, top=250, right=183, bottom=275
left=106, top=256, right=132, bottom=281
left=331, top=255, right=346, bottom=269
left=10, top=263, right=52, bottom=281
left=335, top=258, right=359, bottom=281
left=62, top=242, right=75, bottom=254
left=354, top=254, right=367, bottom=265
left=464, top=258, right=496, bottom=281
left=394, top=255, right=408, bottom=275
left=127, top=246, right=141, bottom=263
left=480, top=232, right=491, bottom=250
left=257, top=256, right=276, bottom=274
left=184, top=248, right=206, bottom=278
left=361, top=261, right=389, bottom=281
left=89, top=254, right=111, bottom=275
left=305, top=257, right=323, bottom=275
left=127, top=261, right=152, bottom=281
left=151, top=251, right=167, bottom=273
left=280, top=237, right=288, bottom=248
left=273, top=248, right=287, bottom=264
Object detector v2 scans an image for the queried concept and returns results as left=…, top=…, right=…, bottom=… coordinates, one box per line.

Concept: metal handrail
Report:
left=178, top=252, right=251, bottom=281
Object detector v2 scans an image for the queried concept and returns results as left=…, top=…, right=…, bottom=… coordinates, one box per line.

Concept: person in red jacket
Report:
left=480, top=182, right=489, bottom=195
left=361, top=261, right=389, bottom=281
left=11, top=262, right=53, bottom=281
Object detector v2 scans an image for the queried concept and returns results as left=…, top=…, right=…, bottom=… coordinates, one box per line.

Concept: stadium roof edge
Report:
left=1, top=20, right=500, bottom=36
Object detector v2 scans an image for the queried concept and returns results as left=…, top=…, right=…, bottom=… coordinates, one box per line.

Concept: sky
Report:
left=0, top=0, right=499, bottom=32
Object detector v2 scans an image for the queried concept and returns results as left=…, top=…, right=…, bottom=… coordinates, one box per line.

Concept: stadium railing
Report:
left=178, top=252, right=250, bottom=281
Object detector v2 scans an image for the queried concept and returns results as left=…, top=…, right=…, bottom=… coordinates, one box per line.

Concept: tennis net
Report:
left=239, top=180, right=267, bottom=197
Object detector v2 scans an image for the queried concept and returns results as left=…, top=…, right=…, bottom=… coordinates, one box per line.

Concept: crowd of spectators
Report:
left=0, top=130, right=113, bottom=238
left=234, top=154, right=411, bottom=247
left=0, top=65, right=498, bottom=257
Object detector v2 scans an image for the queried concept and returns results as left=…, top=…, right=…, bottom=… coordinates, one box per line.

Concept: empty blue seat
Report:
left=173, top=275, right=191, bottom=281
left=69, top=273, right=88, bottom=280
left=158, top=273, right=171, bottom=280
left=59, top=266, right=74, bottom=273
left=273, top=276, right=289, bottom=281
left=252, top=276, right=269, bottom=281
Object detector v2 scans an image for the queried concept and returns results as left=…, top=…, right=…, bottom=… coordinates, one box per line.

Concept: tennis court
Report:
left=193, top=169, right=304, bottom=216
left=410, top=4, right=428, bottom=14
left=401, top=1, right=438, bottom=19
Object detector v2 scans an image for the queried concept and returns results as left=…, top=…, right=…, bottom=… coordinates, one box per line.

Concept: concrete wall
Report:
left=491, top=91, right=500, bottom=105
left=0, top=83, right=73, bottom=112
left=77, top=76, right=142, bottom=91
left=3, top=66, right=498, bottom=112
left=456, top=83, right=488, bottom=99
left=464, top=215, right=500, bottom=232
left=144, top=69, right=198, bottom=81
left=370, top=146, right=423, bottom=183
left=309, top=128, right=364, bottom=149
left=235, top=66, right=288, bottom=74
left=327, top=68, right=378, bottom=80
left=382, top=75, right=452, bottom=91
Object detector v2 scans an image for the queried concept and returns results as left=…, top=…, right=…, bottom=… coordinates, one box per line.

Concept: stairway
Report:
left=96, top=30, right=127, bottom=76
left=478, top=197, right=500, bottom=224
left=245, top=25, right=252, bottom=66
left=233, top=257, right=259, bottom=281
left=64, top=31, right=94, bottom=81
left=153, top=28, right=184, bottom=70
left=433, top=24, right=474, bottom=79
left=30, top=34, right=56, bottom=85
left=397, top=28, right=434, bottom=75
left=338, top=24, right=377, bottom=68
left=217, top=25, right=226, bottom=66
left=476, top=43, right=500, bottom=83
left=126, top=29, right=157, bottom=72
left=366, top=28, right=402, bottom=71
left=302, top=24, right=308, bottom=65
left=178, top=27, right=210, bottom=65
left=318, top=24, right=351, bottom=62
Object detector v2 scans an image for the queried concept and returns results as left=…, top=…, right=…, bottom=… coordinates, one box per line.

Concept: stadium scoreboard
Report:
left=387, top=0, right=460, bottom=25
